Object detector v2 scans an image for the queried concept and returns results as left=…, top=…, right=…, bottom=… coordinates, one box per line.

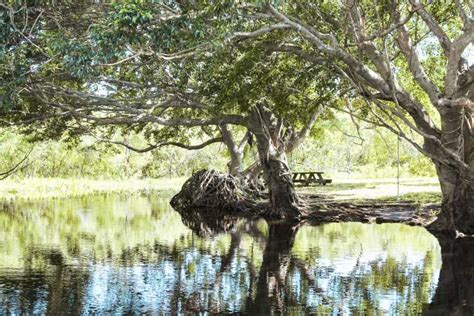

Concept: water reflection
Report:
left=426, top=237, right=474, bottom=315
left=246, top=221, right=299, bottom=315
left=0, top=193, right=457, bottom=314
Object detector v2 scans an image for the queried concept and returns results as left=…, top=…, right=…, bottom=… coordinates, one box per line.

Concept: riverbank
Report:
left=300, top=177, right=441, bottom=226
left=0, top=176, right=441, bottom=205
left=171, top=173, right=441, bottom=229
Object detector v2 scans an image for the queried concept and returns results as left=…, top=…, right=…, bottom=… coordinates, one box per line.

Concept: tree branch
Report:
left=365, top=9, right=417, bottom=41
left=455, top=0, right=472, bottom=29
left=98, top=137, right=224, bottom=153
left=395, top=23, right=442, bottom=106
left=286, top=104, right=324, bottom=153
left=232, top=23, right=290, bottom=40
left=27, top=91, right=248, bottom=128
left=409, top=0, right=451, bottom=55
left=0, top=147, right=33, bottom=180
left=238, top=131, right=251, bottom=152
left=262, top=43, right=326, bottom=65
left=445, top=25, right=474, bottom=97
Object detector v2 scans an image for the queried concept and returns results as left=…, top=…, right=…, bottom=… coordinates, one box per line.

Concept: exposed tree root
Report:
left=171, top=170, right=438, bottom=228
left=170, top=169, right=263, bottom=213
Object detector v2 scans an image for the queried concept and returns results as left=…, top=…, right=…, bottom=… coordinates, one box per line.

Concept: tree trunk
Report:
left=426, top=90, right=474, bottom=235
left=249, top=105, right=304, bottom=219
left=429, top=163, right=474, bottom=235
left=227, top=150, right=243, bottom=176
left=220, top=124, right=246, bottom=176
left=256, top=141, right=302, bottom=218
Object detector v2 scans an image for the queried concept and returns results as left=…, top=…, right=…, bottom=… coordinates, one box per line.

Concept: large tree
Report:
left=193, top=43, right=338, bottom=216
left=232, top=0, right=473, bottom=234
left=0, top=1, right=339, bottom=217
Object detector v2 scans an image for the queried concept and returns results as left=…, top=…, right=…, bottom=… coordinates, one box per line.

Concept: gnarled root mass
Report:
left=170, top=169, right=262, bottom=213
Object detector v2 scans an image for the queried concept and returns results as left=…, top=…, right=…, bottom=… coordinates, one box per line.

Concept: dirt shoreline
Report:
left=302, top=194, right=438, bottom=227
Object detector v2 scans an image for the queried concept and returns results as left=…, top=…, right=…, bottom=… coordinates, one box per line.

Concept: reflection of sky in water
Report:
left=79, top=250, right=253, bottom=314
left=302, top=252, right=439, bottom=314
left=0, top=194, right=442, bottom=314
left=62, top=241, right=438, bottom=315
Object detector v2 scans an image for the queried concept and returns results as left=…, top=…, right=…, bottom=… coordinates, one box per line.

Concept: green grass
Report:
left=1, top=176, right=442, bottom=206
left=298, top=177, right=441, bottom=204
left=379, top=192, right=441, bottom=204
left=0, top=177, right=186, bottom=200
left=299, top=182, right=378, bottom=193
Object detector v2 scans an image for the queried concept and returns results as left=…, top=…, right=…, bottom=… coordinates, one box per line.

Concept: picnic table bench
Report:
left=292, top=171, right=332, bottom=186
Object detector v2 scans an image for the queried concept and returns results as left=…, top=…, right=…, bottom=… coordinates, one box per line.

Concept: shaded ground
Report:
left=296, top=178, right=440, bottom=227
left=304, top=197, right=438, bottom=227
left=299, top=177, right=440, bottom=201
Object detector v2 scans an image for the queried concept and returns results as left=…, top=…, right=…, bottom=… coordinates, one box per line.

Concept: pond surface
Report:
left=0, top=192, right=467, bottom=314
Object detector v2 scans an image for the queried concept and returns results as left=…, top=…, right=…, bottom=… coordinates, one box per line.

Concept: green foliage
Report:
left=0, top=130, right=229, bottom=179
left=289, top=113, right=437, bottom=178
left=408, top=155, right=436, bottom=177
left=196, top=42, right=340, bottom=128
left=1, top=118, right=437, bottom=181
left=110, top=1, right=153, bottom=28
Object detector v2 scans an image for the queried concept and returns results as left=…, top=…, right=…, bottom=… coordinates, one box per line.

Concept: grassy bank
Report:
left=0, top=177, right=186, bottom=200
left=300, top=177, right=441, bottom=204
left=0, top=176, right=441, bottom=205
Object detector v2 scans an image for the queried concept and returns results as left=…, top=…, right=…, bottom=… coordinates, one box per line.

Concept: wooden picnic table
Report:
left=292, top=171, right=332, bottom=186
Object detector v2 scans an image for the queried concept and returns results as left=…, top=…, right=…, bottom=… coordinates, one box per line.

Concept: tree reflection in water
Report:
left=245, top=220, right=300, bottom=314
left=426, top=236, right=474, bottom=315
left=0, top=193, right=465, bottom=314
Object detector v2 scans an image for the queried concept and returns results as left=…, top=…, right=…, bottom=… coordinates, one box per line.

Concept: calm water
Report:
left=0, top=193, right=471, bottom=315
